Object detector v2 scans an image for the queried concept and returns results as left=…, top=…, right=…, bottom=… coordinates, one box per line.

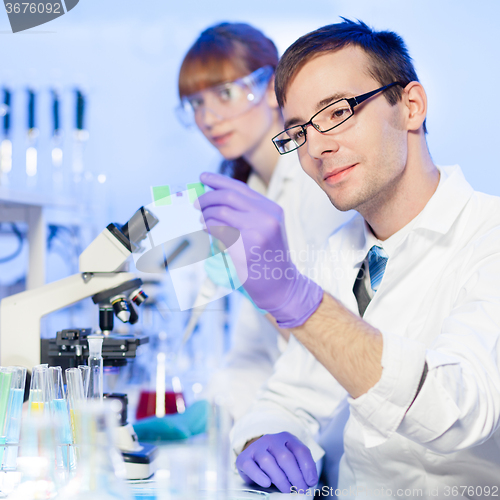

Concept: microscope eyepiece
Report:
left=122, top=207, right=159, bottom=247
left=106, top=207, right=159, bottom=253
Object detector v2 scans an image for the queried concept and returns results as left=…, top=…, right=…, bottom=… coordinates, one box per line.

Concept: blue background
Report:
left=2, top=0, right=499, bottom=225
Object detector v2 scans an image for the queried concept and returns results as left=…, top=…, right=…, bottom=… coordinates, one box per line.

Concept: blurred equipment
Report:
left=43, top=328, right=148, bottom=370
left=104, top=393, right=158, bottom=480
left=88, top=336, right=104, bottom=401
left=58, top=399, right=134, bottom=499
left=72, top=88, right=88, bottom=186
left=0, top=88, right=12, bottom=184
left=0, top=366, right=26, bottom=471
left=51, top=89, right=64, bottom=193
left=0, top=206, right=159, bottom=368
left=25, top=88, right=38, bottom=184
left=180, top=277, right=218, bottom=350
left=133, top=399, right=210, bottom=442
left=135, top=376, right=186, bottom=421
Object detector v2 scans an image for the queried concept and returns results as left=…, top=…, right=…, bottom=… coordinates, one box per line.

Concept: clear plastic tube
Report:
left=1, top=366, right=26, bottom=471
left=12, top=413, right=61, bottom=499
left=49, top=366, right=75, bottom=472
left=78, top=365, right=90, bottom=399
left=28, top=364, right=49, bottom=415
left=65, top=368, right=85, bottom=448
left=0, top=368, right=13, bottom=434
left=58, top=400, right=132, bottom=500
left=88, top=337, right=104, bottom=401
left=0, top=367, right=13, bottom=468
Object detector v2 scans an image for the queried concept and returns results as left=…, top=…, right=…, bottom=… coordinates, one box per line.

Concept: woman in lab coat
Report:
left=177, top=22, right=351, bottom=420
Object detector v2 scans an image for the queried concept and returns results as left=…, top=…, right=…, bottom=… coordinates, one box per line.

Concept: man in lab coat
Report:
left=197, top=19, right=500, bottom=497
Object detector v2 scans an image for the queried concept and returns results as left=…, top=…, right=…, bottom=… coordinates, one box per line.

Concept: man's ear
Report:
left=403, top=81, right=427, bottom=132
left=266, top=75, right=279, bottom=109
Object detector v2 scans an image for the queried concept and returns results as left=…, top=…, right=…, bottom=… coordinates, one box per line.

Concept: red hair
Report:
left=179, top=22, right=278, bottom=97
left=178, top=22, right=279, bottom=183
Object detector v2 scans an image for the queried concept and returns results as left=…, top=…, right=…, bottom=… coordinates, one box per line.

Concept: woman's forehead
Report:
left=179, top=54, right=250, bottom=96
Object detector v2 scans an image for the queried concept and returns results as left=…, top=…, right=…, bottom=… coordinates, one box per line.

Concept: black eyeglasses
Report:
left=272, top=82, right=402, bottom=154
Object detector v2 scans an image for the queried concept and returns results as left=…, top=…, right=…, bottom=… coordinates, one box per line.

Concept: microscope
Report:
left=0, top=206, right=158, bottom=369
left=0, top=206, right=160, bottom=480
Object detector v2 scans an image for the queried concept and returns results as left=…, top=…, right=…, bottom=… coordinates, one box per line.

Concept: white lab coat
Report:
left=208, top=152, right=352, bottom=420
left=231, top=166, right=500, bottom=499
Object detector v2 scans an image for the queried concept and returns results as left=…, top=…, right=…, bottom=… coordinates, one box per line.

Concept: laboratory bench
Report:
left=0, top=436, right=305, bottom=499
left=129, top=438, right=307, bottom=499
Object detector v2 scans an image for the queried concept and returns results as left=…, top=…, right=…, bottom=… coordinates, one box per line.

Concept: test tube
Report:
left=1, top=366, right=26, bottom=471
left=60, top=400, right=132, bottom=500
left=49, top=366, right=74, bottom=472
left=65, top=368, right=85, bottom=447
left=204, top=399, right=231, bottom=500
left=88, top=337, right=103, bottom=401
left=16, top=412, right=60, bottom=498
left=0, top=367, right=13, bottom=467
left=28, top=364, right=50, bottom=415
left=21, top=364, right=51, bottom=481
left=78, top=365, right=90, bottom=399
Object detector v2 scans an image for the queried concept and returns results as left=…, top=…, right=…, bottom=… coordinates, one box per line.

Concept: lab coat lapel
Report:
left=266, top=153, right=299, bottom=202
left=321, top=214, right=368, bottom=315
left=363, top=165, right=475, bottom=341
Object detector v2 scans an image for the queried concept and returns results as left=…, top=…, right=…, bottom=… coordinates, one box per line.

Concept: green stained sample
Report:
left=187, top=182, right=206, bottom=203
left=152, top=185, right=172, bottom=206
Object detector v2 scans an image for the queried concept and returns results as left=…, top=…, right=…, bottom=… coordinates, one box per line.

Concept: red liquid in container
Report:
left=135, top=390, right=185, bottom=420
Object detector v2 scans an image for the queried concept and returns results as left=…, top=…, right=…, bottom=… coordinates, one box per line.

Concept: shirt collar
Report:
left=411, top=165, right=474, bottom=234
left=353, top=165, right=473, bottom=265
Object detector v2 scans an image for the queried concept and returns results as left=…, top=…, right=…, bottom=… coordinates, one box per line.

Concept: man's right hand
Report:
left=197, top=172, right=323, bottom=329
left=235, top=432, right=318, bottom=493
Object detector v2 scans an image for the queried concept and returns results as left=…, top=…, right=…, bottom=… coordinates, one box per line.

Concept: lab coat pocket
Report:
left=397, top=360, right=461, bottom=448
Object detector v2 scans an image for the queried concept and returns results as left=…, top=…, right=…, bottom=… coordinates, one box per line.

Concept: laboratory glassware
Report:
left=28, top=364, right=50, bottom=415
left=1, top=366, right=26, bottom=471
left=0, top=88, right=12, bottom=187
left=65, top=367, right=85, bottom=449
left=0, top=367, right=13, bottom=468
left=25, top=88, right=39, bottom=189
left=59, top=400, right=132, bottom=500
left=51, top=88, right=64, bottom=195
left=87, top=337, right=103, bottom=401
left=136, top=332, right=185, bottom=421
left=49, top=366, right=75, bottom=472
left=78, top=365, right=90, bottom=398
left=10, top=412, right=61, bottom=500
left=203, top=399, right=232, bottom=500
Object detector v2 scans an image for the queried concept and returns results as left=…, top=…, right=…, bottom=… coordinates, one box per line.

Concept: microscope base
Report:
left=123, top=442, right=158, bottom=480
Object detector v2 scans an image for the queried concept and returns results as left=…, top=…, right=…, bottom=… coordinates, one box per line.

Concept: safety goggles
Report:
left=176, top=66, right=274, bottom=127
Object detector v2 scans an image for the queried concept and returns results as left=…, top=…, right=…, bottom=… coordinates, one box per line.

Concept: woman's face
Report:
left=190, top=69, right=278, bottom=161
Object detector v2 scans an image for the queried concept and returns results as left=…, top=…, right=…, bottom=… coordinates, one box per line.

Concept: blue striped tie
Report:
left=368, top=245, right=388, bottom=292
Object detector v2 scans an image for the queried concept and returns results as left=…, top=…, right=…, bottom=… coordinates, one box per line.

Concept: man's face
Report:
left=283, top=46, right=408, bottom=214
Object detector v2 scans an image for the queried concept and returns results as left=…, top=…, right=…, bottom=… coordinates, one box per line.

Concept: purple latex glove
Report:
left=197, top=172, right=323, bottom=328
left=236, top=432, right=318, bottom=493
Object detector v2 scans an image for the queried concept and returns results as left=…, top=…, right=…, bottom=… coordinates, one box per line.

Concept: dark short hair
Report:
left=275, top=18, right=427, bottom=133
